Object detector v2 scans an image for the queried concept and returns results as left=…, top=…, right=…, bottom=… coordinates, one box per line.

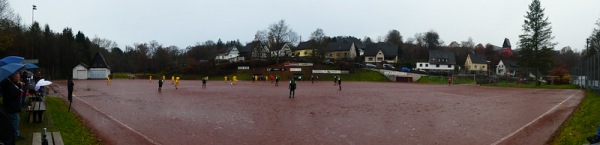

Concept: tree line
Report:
left=1, top=0, right=599, bottom=79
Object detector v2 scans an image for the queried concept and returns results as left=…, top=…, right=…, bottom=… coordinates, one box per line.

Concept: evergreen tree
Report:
left=518, top=0, right=556, bottom=77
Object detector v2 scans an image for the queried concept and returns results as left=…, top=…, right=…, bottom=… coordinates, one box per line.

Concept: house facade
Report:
left=325, top=41, right=357, bottom=61
left=363, top=42, right=398, bottom=64
left=243, top=41, right=269, bottom=60
left=465, top=54, right=488, bottom=73
left=72, top=63, right=88, bottom=80
left=271, top=43, right=293, bottom=58
left=294, top=41, right=315, bottom=57
left=496, top=59, right=518, bottom=76
left=73, top=52, right=111, bottom=79
left=216, top=46, right=244, bottom=62
left=416, top=50, right=456, bottom=71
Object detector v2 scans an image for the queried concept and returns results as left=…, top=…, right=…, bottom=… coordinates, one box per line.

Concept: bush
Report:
left=548, top=67, right=571, bottom=85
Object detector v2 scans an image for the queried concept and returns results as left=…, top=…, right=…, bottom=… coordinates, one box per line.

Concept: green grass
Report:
left=483, top=81, right=580, bottom=89
left=550, top=90, right=600, bottom=144
left=19, top=96, right=99, bottom=145
left=336, top=69, right=390, bottom=82
left=416, top=76, right=475, bottom=84
left=232, top=69, right=390, bottom=82
left=110, top=73, right=131, bottom=79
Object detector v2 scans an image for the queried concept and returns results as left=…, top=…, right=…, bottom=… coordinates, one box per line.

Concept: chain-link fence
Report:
left=571, top=53, right=600, bottom=95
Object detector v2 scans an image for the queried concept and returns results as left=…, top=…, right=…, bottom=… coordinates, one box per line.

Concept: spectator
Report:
left=67, top=78, right=74, bottom=102
left=1, top=72, right=26, bottom=141
left=0, top=106, right=15, bottom=145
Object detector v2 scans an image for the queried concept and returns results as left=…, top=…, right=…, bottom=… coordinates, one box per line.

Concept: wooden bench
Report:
left=32, top=132, right=64, bottom=145
left=28, top=101, right=46, bottom=123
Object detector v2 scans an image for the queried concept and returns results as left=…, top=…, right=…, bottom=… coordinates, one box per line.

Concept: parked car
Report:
left=383, top=64, right=395, bottom=70
left=401, top=67, right=410, bottom=72
left=365, top=63, right=377, bottom=68
left=323, top=60, right=333, bottom=65
left=353, top=62, right=363, bottom=68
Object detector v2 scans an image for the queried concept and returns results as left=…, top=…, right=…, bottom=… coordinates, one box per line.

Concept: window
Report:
left=336, top=53, right=340, bottom=56
left=448, top=65, right=451, bottom=68
left=420, top=64, right=423, bottom=67
left=368, top=58, right=374, bottom=61
left=426, top=64, right=429, bottom=67
left=436, top=64, right=440, bottom=68
left=344, top=53, right=348, bottom=57
left=475, top=65, right=477, bottom=69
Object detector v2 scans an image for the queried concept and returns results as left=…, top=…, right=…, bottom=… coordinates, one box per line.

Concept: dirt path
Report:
left=50, top=79, right=583, bottom=145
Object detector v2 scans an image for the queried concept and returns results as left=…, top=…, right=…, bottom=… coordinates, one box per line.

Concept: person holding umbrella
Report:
left=1, top=64, right=27, bottom=141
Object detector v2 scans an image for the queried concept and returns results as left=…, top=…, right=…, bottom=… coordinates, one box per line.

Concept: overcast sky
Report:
left=8, top=0, right=600, bottom=51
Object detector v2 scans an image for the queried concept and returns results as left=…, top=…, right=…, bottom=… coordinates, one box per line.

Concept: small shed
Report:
left=88, top=52, right=111, bottom=79
left=72, top=63, right=89, bottom=80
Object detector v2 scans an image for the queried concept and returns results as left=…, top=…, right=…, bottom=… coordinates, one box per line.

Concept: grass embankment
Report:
left=416, top=76, right=580, bottom=89
left=550, top=90, right=600, bottom=144
left=416, top=76, right=475, bottom=84
left=234, top=69, right=390, bottom=82
left=19, top=96, right=99, bottom=145
left=482, top=81, right=580, bottom=89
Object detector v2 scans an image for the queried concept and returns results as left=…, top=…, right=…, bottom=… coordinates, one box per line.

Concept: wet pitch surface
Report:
left=51, top=79, right=583, bottom=145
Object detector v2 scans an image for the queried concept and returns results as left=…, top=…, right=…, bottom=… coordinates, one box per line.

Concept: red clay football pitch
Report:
left=51, top=79, right=582, bottom=145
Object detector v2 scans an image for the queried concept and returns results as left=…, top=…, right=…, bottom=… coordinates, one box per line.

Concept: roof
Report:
left=428, top=50, right=456, bottom=65
left=502, top=38, right=511, bottom=48
left=89, top=52, right=110, bottom=69
left=327, top=41, right=354, bottom=52
left=500, top=59, right=518, bottom=69
left=242, top=41, right=267, bottom=53
left=363, top=42, right=398, bottom=59
left=75, top=63, right=88, bottom=69
left=270, top=43, right=287, bottom=51
left=468, top=54, right=487, bottom=64
left=294, top=41, right=313, bottom=51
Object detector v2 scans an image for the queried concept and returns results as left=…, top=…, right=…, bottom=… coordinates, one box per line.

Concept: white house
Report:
left=216, top=46, right=243, bottom=62
left=416, top=50, right=456, bottom=72
left=72, top=63, right=88, bottom=80
left=271, top=43, right=293, bottom=58
left=243, top=41, right=269, bottom=60
left=72, top=52, right=111, bottom=79
left=496, top=59, right=518, bottom=76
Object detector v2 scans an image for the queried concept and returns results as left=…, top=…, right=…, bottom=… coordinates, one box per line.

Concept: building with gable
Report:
left=465, top=53, right=488, bottom=73
left=73, top=52, right=111, bottom=79
left=416, top=50, right=456, bottom=72
left=363, top=42, right=398, bottom=64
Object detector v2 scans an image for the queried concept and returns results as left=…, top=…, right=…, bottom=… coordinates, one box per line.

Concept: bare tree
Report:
left=91, top=36, right=118, bottom=50
left=254, top=30, right=267, bottom=43
left=0, top=0, right=15, bottom=20
left=461, top=37, right=474, bottom=48
left=310, top=28, right=327, bottom=62
left=267, top=19, right=299, bottom=57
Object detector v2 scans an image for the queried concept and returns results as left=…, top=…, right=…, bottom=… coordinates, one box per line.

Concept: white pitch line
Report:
left=75, top=96, right=162, bottom=145
left=490, top=90, right=581, bottom=145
